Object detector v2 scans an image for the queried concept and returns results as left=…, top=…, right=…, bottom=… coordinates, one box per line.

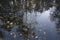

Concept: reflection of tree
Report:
left=0, top=0, right=24, bottom=31
left=0, top=0, right=60, bottom=40
left=56, top=0, right=60, bottom=7
left=16, top=25, right=37, bottom=40
left=24, top=0, right=56, bottom=12
left=0, top=0, right=38, bottom=40
left=0, top=31, right=3, bottom=39
left=50, top=8, right=60, bottom=34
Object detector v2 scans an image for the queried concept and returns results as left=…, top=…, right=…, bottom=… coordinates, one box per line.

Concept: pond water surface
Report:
left=0, top=6, right=60, bottom=40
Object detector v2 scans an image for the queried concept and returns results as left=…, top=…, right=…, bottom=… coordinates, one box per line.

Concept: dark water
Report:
left=0, top=5, right=60, bottom=40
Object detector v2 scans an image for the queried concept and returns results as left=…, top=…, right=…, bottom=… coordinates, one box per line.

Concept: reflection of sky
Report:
left=26, top=6, right=60, bottom=40
left=36, top=6, right=57, bottom=40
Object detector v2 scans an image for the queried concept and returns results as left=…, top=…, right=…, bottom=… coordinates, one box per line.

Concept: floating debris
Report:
left=10, top=32, right=16, bottom=38
left=20, top=33, right=23, bottom=36
left=10, top=33, right=13, bottom=35
left=44, top=32, right=46, bottom=35
left=35, top=35, right=38, bottom=39
left=23, top=28, right=28, bottom=31
left=10, top=32, right=15, bottom=35
left=14, top=34, right=16, bottom=38
left=31, top=31, right=35, bottom=38
left=10, top=22, right=13, bottom=25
